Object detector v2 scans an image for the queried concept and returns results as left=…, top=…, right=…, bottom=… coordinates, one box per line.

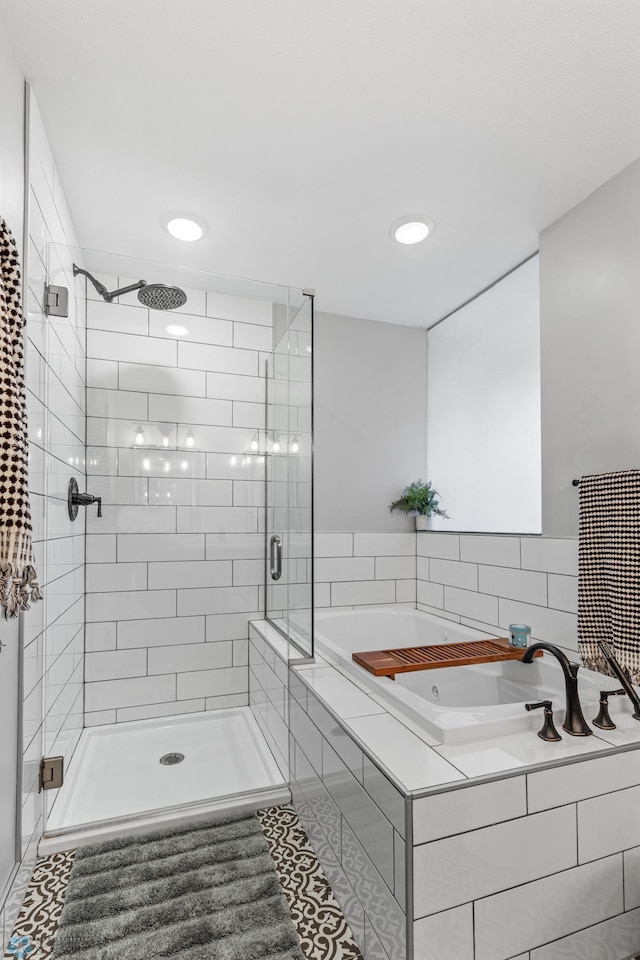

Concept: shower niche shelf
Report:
left=352, top=638, right=542, bottom=679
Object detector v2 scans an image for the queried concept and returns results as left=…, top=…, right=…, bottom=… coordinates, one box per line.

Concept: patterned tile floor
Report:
left=4, top=805, right=362, bottom=960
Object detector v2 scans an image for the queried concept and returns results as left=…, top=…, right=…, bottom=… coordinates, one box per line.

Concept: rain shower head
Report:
left=72, top=264, right=187, bottom=311
left=137, top=283, right=187, bottom=311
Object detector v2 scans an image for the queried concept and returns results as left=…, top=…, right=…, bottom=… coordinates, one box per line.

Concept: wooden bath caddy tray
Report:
left=352, top=638, right=542, bottom=679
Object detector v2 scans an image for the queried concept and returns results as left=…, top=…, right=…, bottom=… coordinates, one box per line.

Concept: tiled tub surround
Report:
left=84, top=283, right=275, bottom=723
left=249, top=618, right=640, bottom=960
left=315, top=532, right=417, bottom=609
left=416, top=533, right=579, bottom=654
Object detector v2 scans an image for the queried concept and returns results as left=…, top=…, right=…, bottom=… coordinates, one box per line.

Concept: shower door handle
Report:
left=270, top=534, right=282, bottom=581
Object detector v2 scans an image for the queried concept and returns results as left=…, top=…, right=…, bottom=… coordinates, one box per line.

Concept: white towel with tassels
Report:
left=0, top=216, right=41, bottom=621
left=578, top=469, right=640, bottom=683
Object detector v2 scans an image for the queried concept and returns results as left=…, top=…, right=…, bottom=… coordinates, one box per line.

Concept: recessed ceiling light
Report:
left=166, top=324, right=189, bottom=337
left=391, top=216, right=434, bottom=245
left=165, top=215, right=206, bottom=242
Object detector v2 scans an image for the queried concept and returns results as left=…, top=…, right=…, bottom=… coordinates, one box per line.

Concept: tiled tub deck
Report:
left=249, top=620, right=640, bottom=960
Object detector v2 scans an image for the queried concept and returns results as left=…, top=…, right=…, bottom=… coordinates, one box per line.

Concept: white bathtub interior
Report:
left=314, top=607, right=619, bottom=745
left=44, top=708, right=288, bottom=847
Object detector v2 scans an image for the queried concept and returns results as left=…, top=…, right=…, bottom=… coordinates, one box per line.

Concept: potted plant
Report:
left=389, top=480, right=449, bottom=531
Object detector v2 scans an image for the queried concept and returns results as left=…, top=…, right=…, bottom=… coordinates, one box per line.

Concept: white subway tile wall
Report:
left=416, top=533, right=578, bottom=652
left=84, top=269, right=275, bottom=722
left=315, top=532, right=417, bottom=609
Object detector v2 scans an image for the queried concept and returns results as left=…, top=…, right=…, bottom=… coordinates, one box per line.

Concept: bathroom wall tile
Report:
left=413, top=775, right=527, bottom=844
left=498, top=599, right=577, bottom=651
left=87, top=357, right=119, bottom=389
left=306, top=693, right=364, bottom=783
left=314, top=533, right=354, bottom=557
left=323, top=740, right=395, bottom=890
left=117, top=615, right=205, bottom=648
left=459, top=535, right=521, bottom=568
left=520, top=537, right=578, bottom=576
left=86, top=534, right=117, bottom=563
left=148, top=393, right=232, bottom=427
left=416, top=579, right=444, bottom=608
left=331, top=580, right=396, bottom=607
left=340, top=819, right=405, bottom=960
left=231, top=559, right=264, bottom=586
left=578, top=784, right=640, bottom=862
left=149, top=311, right=232, bottom=346
left=315, top=557, right=375, bottom=583
left=396, top=580, right=416, bottom=603
left=206, top=692, right=249, bottom=711
left=527, top=750, right=640, bottom=813
left=362, top=760, right=405, bottom=835
left=84, top=709, right=116, bottom=727
left=176, top=584, right=258, bottom=617
left=88, top=504, right=176, bottom=535
left=88, top=329, right=176, bottom=366
left=354, top=532, right=415, bottom=557
left=206, top=533, right=265, bottom=569
left=176, top=665, right=247, bottom=699
left=119, top=361, right=206, bottom=397
left=207, top=612, right=260, bottom=642
left=148, top=478, right=232, bottom=507
left=232, top=400, right=265, bottom=429
left=530, top=907, right=640, bottom=960
left=117, top=533, right=205, bottom=562
left=289, top=699, right=323, bottom=774
left=444, top=586, right=499, bottom=624
left=86, top=561, right=147, bottom=593
left=117, top=698, right=205, bottom=723
left=232, top=480, right=265, bottom=508
left=178, top=341, right=258, bottom=376
left=85, top=622, right=117, bottom=652
left=479, top=565, right=548, bottom=606
left=86, top=589, right=176, bottom=622
left=86, top=446, right=118, bottom=476
left=474, top=855, right=623, bottom=960
left=623, top=846, right=640, bottom=910
left=148, top=641, right=233, bottom=675
left=87, top=299, right=149, bottom=334
left=414, top=904, right=474, bottom=960
left=417, top=533, right=459, bottom=560
left=375, top=555, right=416, bottom=580
left=148, top=559, right=232, bottom=590
left=85, top=674, right=175, bottom=711
left=547, top=573, right=578, bottom=613
left=206, top=371, right=265, bottom=403
left=233, top=321, right=273, bottom=352
left=413, top=805, right=577, bottom=917
left=177, top=506, right=258, bottom=534
left=207, top=291, right=273, bottom=326
left=85, top=648, right=147, bottom=682
left=429, top=558, right=478, bottom=591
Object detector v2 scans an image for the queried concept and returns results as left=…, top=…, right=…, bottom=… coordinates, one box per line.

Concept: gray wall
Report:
left=0, top=8, right=24, bottom=933
left=314, top=310, right=428, bottom=532
left=540, top=157, right=640, bottom=537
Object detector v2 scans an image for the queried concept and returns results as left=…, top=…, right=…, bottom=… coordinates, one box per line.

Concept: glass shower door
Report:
left=266, top=296, right=313, bottom=659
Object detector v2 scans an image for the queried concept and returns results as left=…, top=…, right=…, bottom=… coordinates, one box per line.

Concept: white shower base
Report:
left=41, top=707, right=289, bottom=853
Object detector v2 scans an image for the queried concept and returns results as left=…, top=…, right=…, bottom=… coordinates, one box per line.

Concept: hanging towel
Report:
left=0, top=217, right=41, bottom=621
left=578, top=469, right=640, bottom=683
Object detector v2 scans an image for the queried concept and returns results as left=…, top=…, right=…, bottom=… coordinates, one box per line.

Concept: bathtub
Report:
left=314, top=607, right=612, bottom=745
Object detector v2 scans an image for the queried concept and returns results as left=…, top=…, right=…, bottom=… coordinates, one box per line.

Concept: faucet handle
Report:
left=525, top=700, right=562, bottom=742
left=592, top=689, right=626, bottom=731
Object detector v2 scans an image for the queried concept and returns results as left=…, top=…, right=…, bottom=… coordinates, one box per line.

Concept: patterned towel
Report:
left=0, top=217, right=41, bottom=620
left=578, top=469, right=640, bottom=683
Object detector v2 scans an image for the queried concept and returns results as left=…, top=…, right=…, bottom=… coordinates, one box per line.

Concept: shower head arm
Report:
left=72, top=264, right=147, bottom=303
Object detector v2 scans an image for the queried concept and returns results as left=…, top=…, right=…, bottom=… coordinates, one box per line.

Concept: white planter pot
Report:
left=415, top=515, right=430, bottom=531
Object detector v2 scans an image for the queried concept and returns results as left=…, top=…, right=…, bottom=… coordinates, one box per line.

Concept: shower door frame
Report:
left=264, top=293, right=314, bottom=662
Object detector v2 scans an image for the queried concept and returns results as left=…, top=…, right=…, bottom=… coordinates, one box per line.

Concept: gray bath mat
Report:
left=51, top=811, right=305, bottom=960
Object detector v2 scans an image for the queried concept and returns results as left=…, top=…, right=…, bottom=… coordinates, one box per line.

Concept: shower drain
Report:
left=159, top=752, right=185, bottom=766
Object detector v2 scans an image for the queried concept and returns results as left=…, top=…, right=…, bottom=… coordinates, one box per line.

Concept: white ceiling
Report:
left=3, top=0, right=640, bottom=326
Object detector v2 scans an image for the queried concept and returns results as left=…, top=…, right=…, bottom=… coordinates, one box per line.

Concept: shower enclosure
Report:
left=37, top=243, right=313, bottom=848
